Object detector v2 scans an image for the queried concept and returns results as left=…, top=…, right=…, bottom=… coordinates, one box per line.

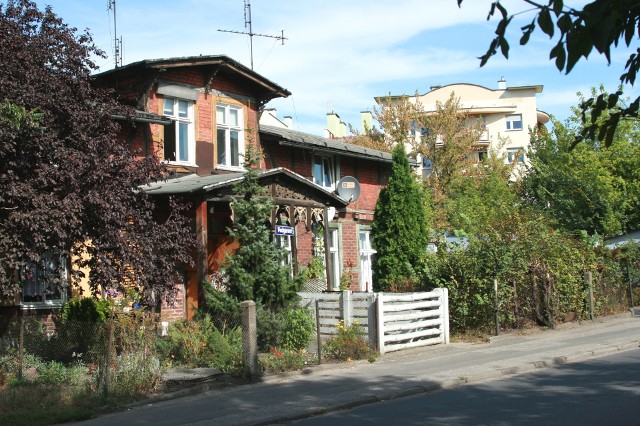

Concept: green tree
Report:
left=458, top=0, right=640, bottom=147
left=443, top=155, right=517, bottom=235
left=220, top=145, right=299, bottom=309
left=521, top=88, right=640, bottom=236
left=372, top=144, right=430, bottom=291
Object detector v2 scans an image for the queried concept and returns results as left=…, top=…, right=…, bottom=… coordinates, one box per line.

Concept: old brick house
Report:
left=92, top=55, right=394, bottom=322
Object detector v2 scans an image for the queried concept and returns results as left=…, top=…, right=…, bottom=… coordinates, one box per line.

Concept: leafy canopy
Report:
left=0, top=1, right=194, bottom=301
left=520, top=87, right=640, bottom=237
left=458, top=0, right=640, bottom=147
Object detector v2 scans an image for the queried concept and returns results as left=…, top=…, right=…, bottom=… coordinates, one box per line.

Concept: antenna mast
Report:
left=107, top=0, right=123, bottom=68
left=218, top=0, right=286, bottom=70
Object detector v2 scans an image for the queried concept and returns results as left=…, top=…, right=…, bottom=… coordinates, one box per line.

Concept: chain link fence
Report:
left=0, top=312, right=164, bottom=395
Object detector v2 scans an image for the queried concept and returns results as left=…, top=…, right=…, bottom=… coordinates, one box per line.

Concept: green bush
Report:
left=157, top=315, right=243, bottom=375
left=260, top=348, right=311, bottom=374
left=36, top=361, right=67, bottom=385
left=61, top=297, right=112, bottom=323
left=282, top=308, right=315, bottom=351
left=105, top=353, right=163, bottom=397
left=257, top=306, right=315, bottom=351
left=256, top=306, right=287, bottom=351
left=35, top=361, right=89, bottom=386
left=323, top=320, right=376, bottom=362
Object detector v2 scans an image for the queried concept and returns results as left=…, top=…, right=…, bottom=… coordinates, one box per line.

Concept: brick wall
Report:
left=161, top=284, right=185, bottom=323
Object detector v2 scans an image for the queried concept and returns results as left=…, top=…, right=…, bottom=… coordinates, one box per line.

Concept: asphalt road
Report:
left=293, top=348, right=640, bottom=426
left=71, top=315, right=639, bottom=426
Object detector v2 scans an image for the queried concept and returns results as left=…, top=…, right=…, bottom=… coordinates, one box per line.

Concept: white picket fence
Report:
left=376, top=289, right=449, bottom=354
left=298, top=289, right=449, bottom=354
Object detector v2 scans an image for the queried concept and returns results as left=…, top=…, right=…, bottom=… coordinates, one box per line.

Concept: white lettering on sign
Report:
left=275, top=225, right=295, bottom=236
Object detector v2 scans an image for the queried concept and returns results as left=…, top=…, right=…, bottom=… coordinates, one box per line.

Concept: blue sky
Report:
left=34, top=0, right=638, bottom=135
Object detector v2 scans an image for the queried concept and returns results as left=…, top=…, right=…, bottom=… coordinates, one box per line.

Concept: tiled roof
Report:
left=260, top=125, right=394, bottom=163
left=139, top=168, right=348, bottom=206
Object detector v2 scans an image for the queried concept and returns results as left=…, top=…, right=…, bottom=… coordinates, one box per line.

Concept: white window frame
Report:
left=505, top=114, right=523, bottom=131
left=163, top=96, right=196, bottom=165
left=216, top=103, right=245, bottom=170
left=358, top=229, right=376, bottom=292
left=20, top=252, right=68, bottom=307
left=506, top=147, right=525, bottom=164
left=276, top=234, right=293, bottom=273
left=328, top=227, right=341, bottom=291
left=312, top=154, right=339, bottom=190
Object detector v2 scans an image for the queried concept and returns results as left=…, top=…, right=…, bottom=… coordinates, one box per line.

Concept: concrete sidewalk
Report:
left=75, top=313, right=640, bottom=426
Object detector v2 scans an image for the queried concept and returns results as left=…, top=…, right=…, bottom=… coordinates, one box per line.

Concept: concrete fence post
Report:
left=241, top=300, right=258, bottom=379
left=341, top=290, right=352, bottom=326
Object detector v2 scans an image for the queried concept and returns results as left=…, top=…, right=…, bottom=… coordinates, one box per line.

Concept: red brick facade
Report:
left=99, top=56, right=391, bottom=320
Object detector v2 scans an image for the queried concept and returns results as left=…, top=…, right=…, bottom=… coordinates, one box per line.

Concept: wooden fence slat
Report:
left=385, top=310, right=440, bottom=321
left=383, top=336, right=444, bottom=352
left=381, top=292, right=440, bottom=302
left=383, top=300, right=441, bottom=312
left=384, top=318, right=442, bottom=332
left=383, top=327, right=442, bottom=343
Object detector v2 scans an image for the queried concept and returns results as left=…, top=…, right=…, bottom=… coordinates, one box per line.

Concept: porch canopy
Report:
left=140, top=168, right=348, bottom=289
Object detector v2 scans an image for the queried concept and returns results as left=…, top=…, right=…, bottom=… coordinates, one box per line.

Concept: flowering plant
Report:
left=259, top=346, right=312, bottom=374
left=323, top=320, right=377, bottom=362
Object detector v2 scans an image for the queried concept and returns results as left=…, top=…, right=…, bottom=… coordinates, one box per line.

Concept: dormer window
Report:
left=216, top=104, right=244, bottom=169
left=163, top=97, right=195, bottom=165
left=312, top=154, right=339, bottom=190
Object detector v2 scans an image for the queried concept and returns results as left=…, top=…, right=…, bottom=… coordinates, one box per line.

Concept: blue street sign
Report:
left=275, top=225, right=295, bottom=236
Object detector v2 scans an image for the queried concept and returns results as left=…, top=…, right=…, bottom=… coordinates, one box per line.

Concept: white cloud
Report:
left=32, top=0, right=635, bottom=134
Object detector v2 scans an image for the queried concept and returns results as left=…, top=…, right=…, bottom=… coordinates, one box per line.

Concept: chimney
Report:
left=498, top=77, right=507, bottom=90
left=327, top=112, right=342, bottom=139
left=284, top=115, right=292, bottom=128
left=361, top=111, right=373, bottom=132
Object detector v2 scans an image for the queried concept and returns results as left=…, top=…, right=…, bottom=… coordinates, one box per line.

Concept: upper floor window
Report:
left=20, top=252, right=68, bottom=305
left=505, top=114, right=523, bottom=131
left=163, top=97, right=195, bottom=165
left=312, top=154, right=339, bottom=190
left=216, top=104, right=244, bottom=169
left=507, top=147, right=525, bottom=164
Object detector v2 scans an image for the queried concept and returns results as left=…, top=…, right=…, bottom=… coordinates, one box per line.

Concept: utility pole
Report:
left=218, top=0, right=287, bottom=70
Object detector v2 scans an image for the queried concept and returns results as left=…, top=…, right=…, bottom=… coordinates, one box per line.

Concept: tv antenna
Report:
left=218, top=0, right=287, bottom=70
left=107, top=0, right=123, bottom=68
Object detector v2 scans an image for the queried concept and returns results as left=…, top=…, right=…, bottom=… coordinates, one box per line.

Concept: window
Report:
left=163, top=97, right=195, bottom=164
left=505, top=114, right=523, bottom=131
left=477, top=150, right=487, bottom=162
left=275, top=208, right=293, bottom=272
left=275, top=234, right=293, bottom=269
left=507, top=147, right=525, bottom=164
left=216, top=104, right=244, bottom=169
left=20, top=253, right=68, bottom=305
left=358, top=229, right=376, bottom=292
left=312, top=154, right=338, bottom=190
left=328, top=227, right=341, bottom=291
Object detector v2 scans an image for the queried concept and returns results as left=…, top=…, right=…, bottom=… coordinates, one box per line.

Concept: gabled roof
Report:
left=260, top=124, right=394, bottom=163
left=140, top=168, right=349, bottom=207
left=94, top=55, right=291, bottom=103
